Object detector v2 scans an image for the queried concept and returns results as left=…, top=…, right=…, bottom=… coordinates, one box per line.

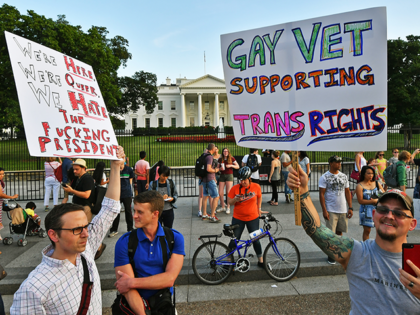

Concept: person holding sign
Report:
left=287, top=166, right=420, bottom=313
left=11, top=146, right=125, bottom=315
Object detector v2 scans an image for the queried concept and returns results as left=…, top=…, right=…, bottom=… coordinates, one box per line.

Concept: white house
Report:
left=125, top=74, right=231, bottom=129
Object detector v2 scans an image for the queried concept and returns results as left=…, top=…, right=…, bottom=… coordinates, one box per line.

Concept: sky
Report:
left=8, top=0, right=420, bottom=85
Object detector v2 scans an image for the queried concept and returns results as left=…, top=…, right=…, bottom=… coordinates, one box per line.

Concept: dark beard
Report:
left=377, top=228, right=397, bottom=242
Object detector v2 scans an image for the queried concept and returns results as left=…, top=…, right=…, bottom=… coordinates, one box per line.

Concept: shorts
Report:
left=202, top=180, right=219, bottom=198
left=63, top=181, right=71, bottom=199
left=359, top=205, right=375, bottom=228
left=325, top=212, right=348, bottom=233
left=219, top=174, right=234, bottom=182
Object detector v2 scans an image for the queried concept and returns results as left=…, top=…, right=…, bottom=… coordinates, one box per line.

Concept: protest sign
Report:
left=5, top=31, right=119, bottom=159
left=221, top=7, right=387, bottom=151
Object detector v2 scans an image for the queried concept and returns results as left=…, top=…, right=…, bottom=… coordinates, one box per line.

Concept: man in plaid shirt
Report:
left=11, top=146, right=125, bottom=315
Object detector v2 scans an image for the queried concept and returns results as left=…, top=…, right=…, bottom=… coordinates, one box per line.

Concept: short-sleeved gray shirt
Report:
left=346, top=240, right=420, bottom=314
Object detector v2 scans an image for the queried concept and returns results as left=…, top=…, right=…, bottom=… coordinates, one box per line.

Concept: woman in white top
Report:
left=355, top=151, right=367, bottom=174
left=44, top=157, right=62, bottom=211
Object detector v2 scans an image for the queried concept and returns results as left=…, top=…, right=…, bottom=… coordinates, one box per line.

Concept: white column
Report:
left=198, top=93, right=202, bottom=126
left=214, top=93, right=219, bottom=127
left=226, top=98, right=230, bottom=126
left=180, top=93, right=186, bottom=127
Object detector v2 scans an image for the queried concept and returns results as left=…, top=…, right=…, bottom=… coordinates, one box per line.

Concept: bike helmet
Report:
left=238, top=166, right=252, bottom=181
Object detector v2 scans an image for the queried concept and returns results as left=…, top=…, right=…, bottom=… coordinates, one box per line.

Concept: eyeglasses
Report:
left=376, top=206, right=413, bottom=219
left=55, top=223, right=92, bottom=235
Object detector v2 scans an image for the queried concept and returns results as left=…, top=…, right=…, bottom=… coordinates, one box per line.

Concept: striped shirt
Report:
left=10, top=197, right=121, bottom=315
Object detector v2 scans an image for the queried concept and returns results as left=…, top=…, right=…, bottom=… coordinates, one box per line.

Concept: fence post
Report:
left=148, top=128, right=151, bottom=163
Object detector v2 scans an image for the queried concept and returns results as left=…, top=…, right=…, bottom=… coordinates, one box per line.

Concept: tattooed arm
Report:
left=287, top=165, right=354, bottom=269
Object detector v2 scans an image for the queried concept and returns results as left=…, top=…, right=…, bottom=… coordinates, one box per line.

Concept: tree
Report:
left=0, top=4, right=157, bottom=130
left=388, top=35, right=420, bottom=126
left=388, top=35, right=420, bottom=148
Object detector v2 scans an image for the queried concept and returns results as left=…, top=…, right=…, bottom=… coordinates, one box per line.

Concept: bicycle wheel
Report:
left=263, top=237, right=300, bottom=282
left=192, top=241, right=234, bottom=285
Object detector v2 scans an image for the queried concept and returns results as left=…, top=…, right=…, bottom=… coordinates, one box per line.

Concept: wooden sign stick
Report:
left=292, top=151, right=301, bottom=226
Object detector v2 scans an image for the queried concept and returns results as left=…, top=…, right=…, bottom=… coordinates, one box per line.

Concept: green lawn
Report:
left=1, top=131, right=419, bottom=171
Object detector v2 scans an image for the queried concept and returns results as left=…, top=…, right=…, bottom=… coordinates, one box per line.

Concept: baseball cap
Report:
left=377, top=189, right=414, bottom=216
left=73, top=159, right=87, bottom=168
left=328, top=155, right=342, bottom=163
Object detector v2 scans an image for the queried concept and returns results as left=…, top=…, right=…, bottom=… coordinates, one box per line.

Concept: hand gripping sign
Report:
left=5, top=31, right=119, bottom=160
left=220, top=7, right=387, bottom=152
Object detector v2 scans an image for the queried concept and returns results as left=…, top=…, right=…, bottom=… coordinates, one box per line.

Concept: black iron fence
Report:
left=1, top=125, right=420, bottom=171
left=3, top=162, right=418, bottom=201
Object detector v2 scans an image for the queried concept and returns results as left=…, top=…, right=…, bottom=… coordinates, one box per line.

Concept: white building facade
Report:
left=125, top=74, right=231, bottom=129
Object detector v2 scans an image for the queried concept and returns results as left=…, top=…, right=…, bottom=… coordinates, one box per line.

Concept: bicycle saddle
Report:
left=223, top=224, right=239, bottom=231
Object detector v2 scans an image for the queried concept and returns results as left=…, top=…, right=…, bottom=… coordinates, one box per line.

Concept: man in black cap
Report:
left=287, top=166, right=420, bottom=314
left=319, top=155, right=353, bottom=265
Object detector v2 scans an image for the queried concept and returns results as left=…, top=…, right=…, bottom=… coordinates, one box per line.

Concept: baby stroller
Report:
left=2, top=200, right=47, bottom=247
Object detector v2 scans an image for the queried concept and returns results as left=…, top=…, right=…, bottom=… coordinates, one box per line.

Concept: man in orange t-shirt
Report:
left=228, top=167, right=263, bottom=268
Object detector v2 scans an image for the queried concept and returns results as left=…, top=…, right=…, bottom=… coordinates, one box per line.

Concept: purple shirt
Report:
left=202, top=154, right=216, bottom=183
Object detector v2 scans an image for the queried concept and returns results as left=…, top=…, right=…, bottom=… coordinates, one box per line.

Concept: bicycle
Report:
left=192, top=213, right=300, bottom=285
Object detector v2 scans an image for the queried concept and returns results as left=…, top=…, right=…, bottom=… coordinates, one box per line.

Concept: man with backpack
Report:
left=242, top=148, right=262, bottom=184
left=196, top=143, right=221, bottom=222
left=384, top=150, right=412, bottom=192
left=114, top=190, right=185, bottom=315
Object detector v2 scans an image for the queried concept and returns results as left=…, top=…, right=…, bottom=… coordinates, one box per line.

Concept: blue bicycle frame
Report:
left=213, top=229, right=284, bottom=267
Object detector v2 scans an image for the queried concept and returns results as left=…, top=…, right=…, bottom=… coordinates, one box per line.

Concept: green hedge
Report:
left=132, top=126, right=233, bottom=136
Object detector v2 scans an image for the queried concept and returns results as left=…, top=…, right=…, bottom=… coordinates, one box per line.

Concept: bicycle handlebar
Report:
left=259, top=212, right=277, bottom=222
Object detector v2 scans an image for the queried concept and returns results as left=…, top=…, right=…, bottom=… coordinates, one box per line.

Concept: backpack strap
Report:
left=168, top=179, right=175, bottom=197
left=128, top=227, right=175, bottom=272
left=127, top=229, right=139, bottom=271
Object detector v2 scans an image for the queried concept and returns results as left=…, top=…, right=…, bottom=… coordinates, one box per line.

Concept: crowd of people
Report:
left=0, top=145, right=419, bottom=314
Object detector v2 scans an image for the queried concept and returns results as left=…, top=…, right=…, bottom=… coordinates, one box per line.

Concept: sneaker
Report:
left=216, top=206, right=224, bottom=213
left=202, top=215, right=209, bottom=220
left=285, top=195, right=290, bottom=203
left=198, top=210, right=202, bottom=217
left=45, top=206, right=49, bottom=212
left=257, top=262, right=265, bottom=269
left=94, top=243, right=107, bottom=260
left=209, top=216, right=221, bottom=223
left=225, top=208, right=231, bottom=214
left=288, top=194, right=294, bottom=202
left=327, top=256, right=336, bottom=265
left=108, top=231, right=119, bottom=238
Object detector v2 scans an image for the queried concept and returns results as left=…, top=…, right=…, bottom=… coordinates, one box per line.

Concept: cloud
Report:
left=153, top=30, right=182, bottom=47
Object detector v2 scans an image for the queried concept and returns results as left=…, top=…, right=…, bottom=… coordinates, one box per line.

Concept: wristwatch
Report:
left=349, top=207, right=353, bottom=210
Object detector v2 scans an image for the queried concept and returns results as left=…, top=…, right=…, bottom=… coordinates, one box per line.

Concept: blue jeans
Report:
left=414, top=183, right=420, bottom=199
left=282, top=171, right=292, bottom=195
left=228, top=217, right=262, bottom=257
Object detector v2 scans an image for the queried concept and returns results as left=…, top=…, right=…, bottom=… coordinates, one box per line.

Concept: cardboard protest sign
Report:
left=221, top=7, right=387, bottom=151
left=5, top=31, right=119, bottom=159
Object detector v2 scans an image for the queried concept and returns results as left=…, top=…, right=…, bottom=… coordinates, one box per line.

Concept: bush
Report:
left=132, top=126, right=227, bottom=136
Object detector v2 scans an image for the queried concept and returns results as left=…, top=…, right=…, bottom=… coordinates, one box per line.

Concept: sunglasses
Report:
left=376, top=206, right=413, bottom=219
left=393, top=151, right=399, bottom=154
left=379, top=154, right=384, bottom=156
left=55, top=223, right=92, bottom=235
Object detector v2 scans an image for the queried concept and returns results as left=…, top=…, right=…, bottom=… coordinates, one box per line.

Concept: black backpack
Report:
left=246, top=154, right=259, bottom=173
left=383, top=163, right=399, bottom=188
left=195, top=153, right=210, bottom=177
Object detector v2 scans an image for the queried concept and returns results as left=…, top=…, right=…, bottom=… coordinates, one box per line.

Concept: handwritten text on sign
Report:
left=5, top=31, right=119, bottom=159
left=221, top=7, right=387, bottom=151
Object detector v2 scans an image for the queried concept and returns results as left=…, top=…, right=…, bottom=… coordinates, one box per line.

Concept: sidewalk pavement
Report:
left=1, top=188, right=418, bottom=311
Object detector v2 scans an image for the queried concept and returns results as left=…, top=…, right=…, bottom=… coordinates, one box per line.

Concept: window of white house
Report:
left=219, top=101, right=224, bottom=110
left=189, top=101, right=194, bottom=110
left=204, top=101, right=209, bottom=110
left=132, top=118, right=137, bottom=129
left=158, top=101, right=163, bottom=110
left=158, top=118, right=163, bottom=127
left=171, top=118, right=176, bottom=127
left=171, top=100, right=176, bottom=110
left=145, top=118, right=150, bottom=128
